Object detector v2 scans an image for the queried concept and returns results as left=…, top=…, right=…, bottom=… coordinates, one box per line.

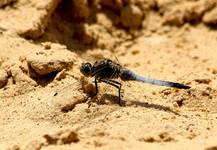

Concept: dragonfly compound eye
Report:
left=80, top=63, right=92, bottom=76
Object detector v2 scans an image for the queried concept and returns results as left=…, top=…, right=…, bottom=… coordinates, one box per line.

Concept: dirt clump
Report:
left=26, top=45, right=77, bottom=76
left=43, top=129, right=79, bottom=145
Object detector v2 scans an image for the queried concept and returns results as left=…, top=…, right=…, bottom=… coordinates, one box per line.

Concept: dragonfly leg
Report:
left=94, top=78, right=98, bottom=97
left=100, top=79, right=122, bottom=106
left=86, top=78, right=99, bottom=108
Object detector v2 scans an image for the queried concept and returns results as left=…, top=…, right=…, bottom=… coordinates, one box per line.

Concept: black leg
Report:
left=100, top=79, right=122, bottom=105
left=86, top=78, right=99, bottom=108
left=94, top=78, right=98, bottom=97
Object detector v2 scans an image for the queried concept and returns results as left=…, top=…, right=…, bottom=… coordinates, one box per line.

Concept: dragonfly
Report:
left=80, top=58, right=191, bottom=105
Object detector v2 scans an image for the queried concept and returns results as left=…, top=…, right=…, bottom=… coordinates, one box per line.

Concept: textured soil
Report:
left=0, top=0, right=217, bottom=149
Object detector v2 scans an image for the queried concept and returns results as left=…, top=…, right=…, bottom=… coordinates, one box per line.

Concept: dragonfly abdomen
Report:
left=120, top=69, right=190, bottom=89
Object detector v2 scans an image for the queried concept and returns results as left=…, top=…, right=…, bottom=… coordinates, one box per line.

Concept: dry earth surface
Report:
left=0, top=0, right=217, bottom=149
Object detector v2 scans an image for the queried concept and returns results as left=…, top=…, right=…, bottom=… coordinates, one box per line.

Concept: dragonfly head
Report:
left=80, top=62, right=92, bottom=77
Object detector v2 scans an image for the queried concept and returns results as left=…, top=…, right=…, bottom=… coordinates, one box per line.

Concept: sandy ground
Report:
left=0, top=0, right=217, bottom=149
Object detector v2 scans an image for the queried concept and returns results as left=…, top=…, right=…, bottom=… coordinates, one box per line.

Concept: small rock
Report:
left=161, top=89, right=172, bottom=95
left=175, top=97, right=184, bottom=107
left=80, top=76, right=96, bottom=96
left=83, top=83, right=96, bottom=96
left=201, top=90, right=210, bottom=96
left=121, top=4, right=143, bottom=28
left=0, top=69, right=8, bottom=88
left=201, top=87, right=212, bottom=97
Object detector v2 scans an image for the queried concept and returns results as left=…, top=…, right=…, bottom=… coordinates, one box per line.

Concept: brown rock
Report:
left=121, top=5, right=143, bottom=28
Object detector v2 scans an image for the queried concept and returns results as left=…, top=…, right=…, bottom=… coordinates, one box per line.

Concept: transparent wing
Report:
left=113, top=55, right=133, bottom=92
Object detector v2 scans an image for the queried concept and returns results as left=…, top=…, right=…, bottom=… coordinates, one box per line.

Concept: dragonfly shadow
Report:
left=100, top=94, right=180, bottom=116
left=127, top=100, right=180, bottom=116
left=98, top=93, right=120, bottom=105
